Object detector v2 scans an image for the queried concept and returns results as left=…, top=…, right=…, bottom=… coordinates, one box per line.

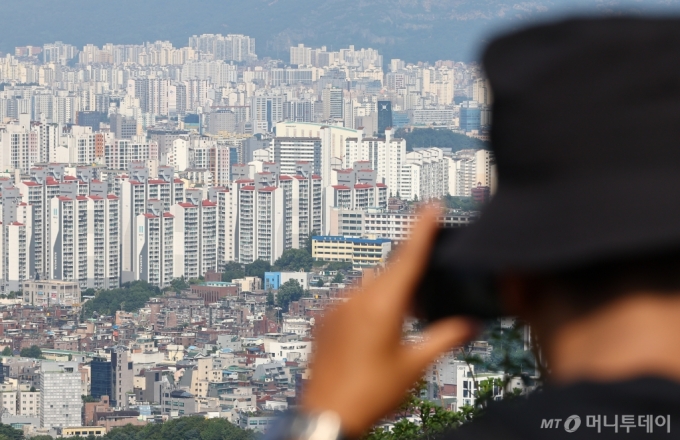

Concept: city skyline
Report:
left=2, top=0, right=674, bottom=63
left=0, top=15, right=500, bottom=438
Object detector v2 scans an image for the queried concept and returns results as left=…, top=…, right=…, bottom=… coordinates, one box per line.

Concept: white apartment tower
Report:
left=134, top=201, right=175, bottom=288
left=272, top=138, right=322, bottom=175
left=49, top=194, right=120, bottom=289
left=400, top=148, right=449, bottom=201
left=39, top=362, right=82, bottom=429
left=169, top=191, right=217, bottom=280
left=446, top=149, right=495, bottom=197
left=236, top=183, right=285, bottom=265
left=344, top=128, right=405, bottom=196
left=322, top=87, right=344, bottom=120
left=290, top=44, right=312, bottom=66
left=0, top=186, right=33, bottom=292
left=0, top=115, right=39, bottom=173
left=209, top=186, right=235, bottom=264
left=117, top=163, right=183, bottom=283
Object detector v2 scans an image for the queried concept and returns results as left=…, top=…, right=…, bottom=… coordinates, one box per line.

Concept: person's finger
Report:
left=400, top=317, right=480, bottom=376
left=379, top=204, right=441, bottom=304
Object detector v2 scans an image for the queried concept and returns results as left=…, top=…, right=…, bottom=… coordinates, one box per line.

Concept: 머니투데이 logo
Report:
left=540, top=415, right=581, bottom=432
left=565, top=415, right=582, bottom=433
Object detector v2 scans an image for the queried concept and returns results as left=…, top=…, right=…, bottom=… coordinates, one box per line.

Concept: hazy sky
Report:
left=2, top=0, right=680, bottom=62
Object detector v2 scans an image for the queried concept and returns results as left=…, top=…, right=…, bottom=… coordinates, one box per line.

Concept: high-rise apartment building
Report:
left=105, top=138, right=158, bottom=169
left=283, top=99, right=314, bottom=123
left=290, top=44, right=312, bottom=66
left=445, top=149, right=495, bottom=197
left=0, top=115, right=39, bottom=173
left=118, top=163, right=184, bottom=283
left=472, top=78, right=493, bottom=106
left=110, top=113, right=139, bottom=139
left=251, top=94, right=284, bottom=133
left=48, top=193, right=120, bottom=290
left=0, top=186, right=33, bottom=293
left=39, top=362, right=82, bottom=429
left=134, top=200, right=175, bottom=288
left=126, top=78, right=170, bottom=116
left=272, top=138, right=322, bottom=176
left=209, top=186, right=235, bottom=264
left=400, top=148, right=449, bottom=201
left=188, top=34, right=256, bottom=62
left=168, top=191, right=217, bottom=280
left=344, top=128, right=405, bottom=196
left=231, top=162, right=321, bottom=264
left=42, top=41, right=78, bottom=65
left=322, top=87, right=343, bottom=120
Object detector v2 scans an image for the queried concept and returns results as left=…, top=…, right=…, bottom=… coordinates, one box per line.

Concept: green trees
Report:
left=222, top=262, right=245, bottom=282
left=245, top=259, right=271, bottom=282
left=104, top=416, right=254, bottom=440
left=276, top=279, right=304, bottom=311
left=82, top=281, right=161, bottom=318
left=332, top=272, right=345, bottom=284
left=364, top=322, right=537, bottom=439
left=170, top=278, right=190, bottom=294
left=273, top=249, right=313, bottom=272
left=394, top=128, right=489, bottom=152
left=315, top=279, right=325, bottom=287
left=0, top=423, right=23, bottom=440
left=1, top=347, right=12, bottom=356
left=304, top=230, right=317, bottom=255
left=326, top=261, right=353, bottom=272
left=19, top=346, right=43, bottom=359
left=441, top=195, right=480, bottom=212
left=365, top=382, right=467, bottom=440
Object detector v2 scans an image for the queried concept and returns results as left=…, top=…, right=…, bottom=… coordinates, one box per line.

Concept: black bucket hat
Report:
left=450, top=17, right=680, bottom=272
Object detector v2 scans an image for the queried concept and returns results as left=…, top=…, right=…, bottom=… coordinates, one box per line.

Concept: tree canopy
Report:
left=1, top=347, right=12, bottom=356
left=273, top=249, right=313, bottom=272
left=276, top=279, right=304, bottom=312
left=245, top=259, right=271, bottom=282
left=304, top=231, right=317, bottom=255
left=19, top=345, right=43, bottom=359
left=0, top=423, right=24, bottom=440
left=170, top=278, right=190, bottom=294
left=395, top=128, right=489, bottom=152
left=103, top=416, right=254, bottom=440
left=441, top=195, right=480, bottom=212
left=222, top=262, right=245, bottom=283
left=325, top=261, right=353, bottom=272
left=82, top=281, right=161, bottom=318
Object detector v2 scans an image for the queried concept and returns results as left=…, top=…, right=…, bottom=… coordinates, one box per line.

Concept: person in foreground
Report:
left=269, top=17, right=680, bottom=439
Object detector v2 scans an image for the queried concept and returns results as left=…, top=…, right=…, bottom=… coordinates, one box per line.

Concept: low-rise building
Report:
left=263, top=272, right=312, bottom=290
left=22, top=280, right=81, bottom=307
left=53, top=426, right=107, bottom=438
left=236, top=410, right=280, bottom=433
left=312, top=236, right=391, bottom=268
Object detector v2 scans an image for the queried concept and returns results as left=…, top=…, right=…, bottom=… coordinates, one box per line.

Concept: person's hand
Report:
left=302, top=205, right=480, bottom=438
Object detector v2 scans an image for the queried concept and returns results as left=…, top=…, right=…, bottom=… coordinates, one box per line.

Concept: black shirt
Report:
left=448, top=377, right=679, bottom=439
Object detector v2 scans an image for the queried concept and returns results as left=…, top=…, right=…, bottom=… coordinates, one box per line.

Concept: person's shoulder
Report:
left=439, top=377, right=680, bottom=440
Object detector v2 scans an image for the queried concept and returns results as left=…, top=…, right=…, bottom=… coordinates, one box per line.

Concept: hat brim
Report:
left=449, top=169, right=680, bottom=272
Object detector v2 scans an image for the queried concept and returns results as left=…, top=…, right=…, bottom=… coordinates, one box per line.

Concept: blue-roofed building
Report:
left=311, top=236, right=392, bottom=268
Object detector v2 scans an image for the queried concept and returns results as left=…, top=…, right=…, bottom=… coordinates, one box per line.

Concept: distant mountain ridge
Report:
left=2, top=0, right=680, bottom=62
